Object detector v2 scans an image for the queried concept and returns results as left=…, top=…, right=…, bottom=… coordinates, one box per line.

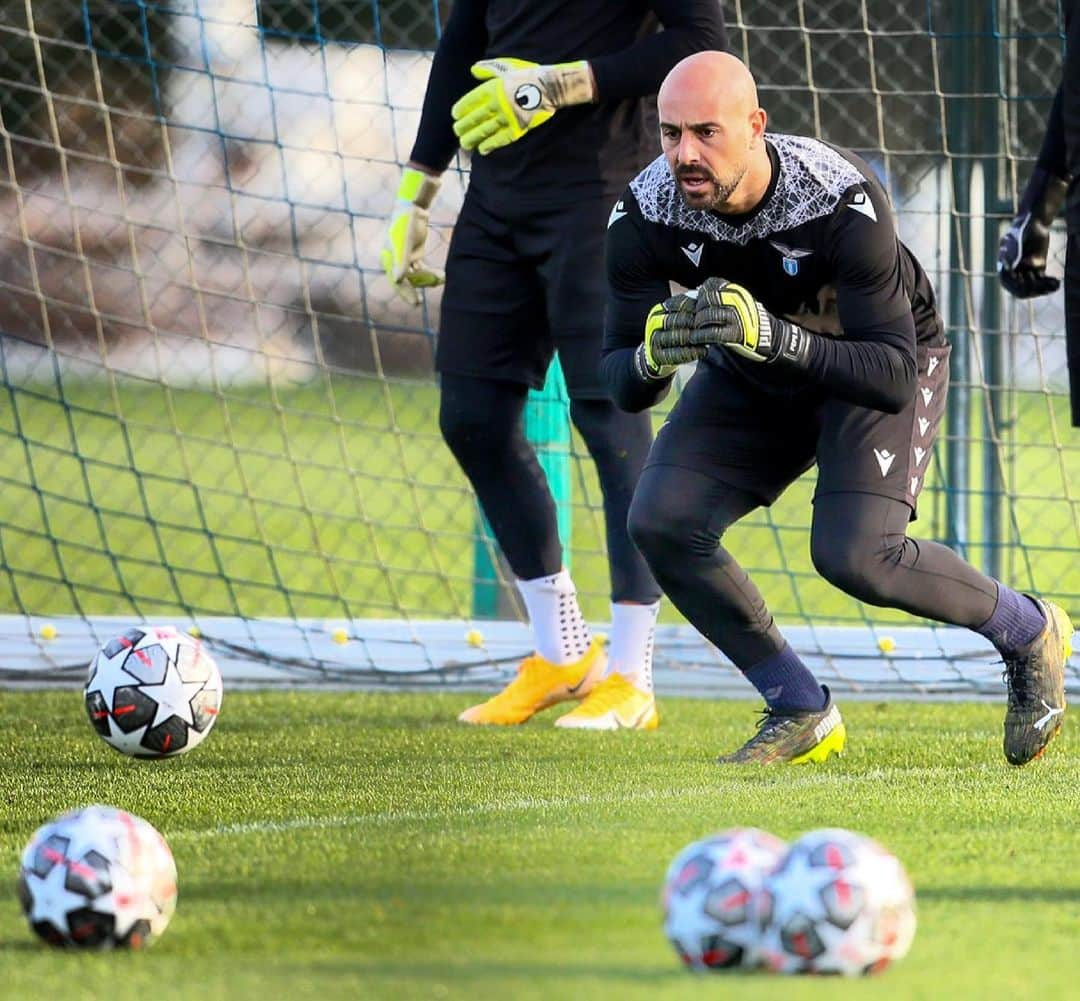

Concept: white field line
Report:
left=167, top=764, right=1002, bottom=842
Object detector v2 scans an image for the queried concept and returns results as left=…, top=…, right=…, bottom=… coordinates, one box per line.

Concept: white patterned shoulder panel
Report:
left=628, top=134, right=866, bottom=245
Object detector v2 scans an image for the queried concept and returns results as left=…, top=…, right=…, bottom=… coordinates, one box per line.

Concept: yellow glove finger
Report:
left=405, top=267, right=444, bottom=290
left=381, top=248, right=420, bottom=306
left=451, top=83, right=493, bottom=122
left=452, top=106, right=502, bottom=144
left=469, top=61, right=499, bottom=82
left=476, top=129, right=515, bottom=156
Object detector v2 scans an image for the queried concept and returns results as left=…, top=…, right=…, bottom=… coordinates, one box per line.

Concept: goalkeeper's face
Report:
left=657, top=53, right=767, bottom=214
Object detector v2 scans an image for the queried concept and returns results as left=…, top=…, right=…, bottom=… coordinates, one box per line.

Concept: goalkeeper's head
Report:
left=657, top=52, right=771, bottom=215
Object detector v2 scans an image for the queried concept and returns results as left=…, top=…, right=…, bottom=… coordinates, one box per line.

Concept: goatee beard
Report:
left=675, top=166, right=746, bottom=211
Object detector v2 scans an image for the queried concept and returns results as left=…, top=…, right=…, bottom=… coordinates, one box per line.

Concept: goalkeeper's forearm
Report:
left=599, top=345, right=674, bottom=413
left=787, top=328, right=917, bottom=414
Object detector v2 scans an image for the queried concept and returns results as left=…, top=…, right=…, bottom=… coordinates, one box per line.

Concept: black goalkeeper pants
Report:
left=627, top=467, right=1000, bottom=670
left=439, top=373, right=661, bottom=603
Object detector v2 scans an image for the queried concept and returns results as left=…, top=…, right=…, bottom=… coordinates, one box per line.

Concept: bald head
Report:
left=657, top=53, right=770, bottom=214
left=658, top=51, right=759, bottom=119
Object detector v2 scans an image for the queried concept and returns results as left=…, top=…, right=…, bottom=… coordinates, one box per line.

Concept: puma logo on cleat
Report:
left=567, top=675, right=591, bottom=695
left=813, top=706, right=841, bottom=741
left=1033, top=700, right=1064, bottom=731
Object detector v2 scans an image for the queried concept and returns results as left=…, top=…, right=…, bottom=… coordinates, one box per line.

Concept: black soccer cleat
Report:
left=1002, top=598, right=1072, bottom=766
left=717, top=686, right=845, bottom=765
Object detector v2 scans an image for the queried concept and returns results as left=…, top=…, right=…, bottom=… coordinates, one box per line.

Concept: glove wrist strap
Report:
left=398, top=167, right=442, bottom=210
left=635, top=343, right=674, bottom=382
left=766, top=318, right=814, bottom=371
left=546, top=61, right=596, bottom=107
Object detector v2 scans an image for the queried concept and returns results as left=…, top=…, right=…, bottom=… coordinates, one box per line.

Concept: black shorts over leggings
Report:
left=436, top=187, right=614, bottom=398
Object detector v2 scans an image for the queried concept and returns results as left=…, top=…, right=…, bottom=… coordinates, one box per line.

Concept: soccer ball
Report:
left=759, top=828, right=916, bottom=976
left=84, top=625, right=222, bottom=758
left=17, top=804, right=177, bottom=949
left=661, top=827, right=788, bottom=970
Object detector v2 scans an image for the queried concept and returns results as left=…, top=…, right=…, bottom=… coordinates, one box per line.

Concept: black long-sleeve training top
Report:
left=602, top=136, right=946, bottom=414
left=1032, top=0, right=1080, bottom=225
left=409, top=0, right=727, bottom=207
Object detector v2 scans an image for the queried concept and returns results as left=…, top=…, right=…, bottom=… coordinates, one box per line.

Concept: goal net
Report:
left=0, top=0, right=1075, bottom=697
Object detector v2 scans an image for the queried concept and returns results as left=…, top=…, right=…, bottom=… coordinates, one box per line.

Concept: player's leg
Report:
left=552, top=397, right=662, bottom=730
left=436, top=193, right=603, bottom=724
left=626, top=360, right=845, bottom=762
left=527, top=196, right=662, bottom=730
left=814, top=342, right=1071, bottom=764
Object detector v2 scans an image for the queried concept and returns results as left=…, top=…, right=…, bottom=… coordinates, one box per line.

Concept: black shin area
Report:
left=809, top=492, right=998, bottom=627
left=438, top=373, right=560, bottom=580
left=569, top=398, right=660, bottom=603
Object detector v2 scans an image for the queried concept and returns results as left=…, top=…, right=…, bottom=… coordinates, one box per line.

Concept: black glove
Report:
left=634, top=290, right=707, bottom=381
left=685, top=277, right=812, bottom=368
left=997, top=167, right=1067, bottom=299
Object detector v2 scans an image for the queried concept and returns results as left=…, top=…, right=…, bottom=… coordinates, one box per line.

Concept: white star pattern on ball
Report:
left=85, top=656, right=139, bottom=708
left=84, top=627, right=223, bottom=758
left=25, top=858, right=91, bottom=929
left=141, top=659, right=205, bottom=729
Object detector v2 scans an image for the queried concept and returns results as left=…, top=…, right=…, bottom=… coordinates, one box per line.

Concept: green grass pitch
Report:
left=0, top=690, right=1077, bottom=1000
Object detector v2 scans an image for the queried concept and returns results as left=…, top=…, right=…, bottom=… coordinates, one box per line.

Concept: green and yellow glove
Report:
left=687, top=278, right=812, bottom=367
left=635, top=290, right=707, bottom=381
left=381, top=166, right=444, bottom=306
left=451, top=57, right=596, bottom=155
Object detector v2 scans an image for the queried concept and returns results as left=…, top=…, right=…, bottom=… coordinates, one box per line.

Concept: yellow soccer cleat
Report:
left=553, top=673, right=659, bottom=731
left=457, top=638, right=606, bottom=725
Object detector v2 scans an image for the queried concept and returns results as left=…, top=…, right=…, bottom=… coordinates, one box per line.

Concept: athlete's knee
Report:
left=811, top=532, right=907, bottom=606
left=439, top=379, right=522, bottom=462
left=628, top=482, right=715, bottom=566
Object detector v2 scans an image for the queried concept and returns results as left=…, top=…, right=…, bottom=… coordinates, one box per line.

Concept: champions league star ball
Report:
left=84, top=626, right=222, bottom=758
left=661, top=827, right=788, bottom=970
left=17, top=805, right=177, bottom=949
left=759, top=828, right=916, bottom=976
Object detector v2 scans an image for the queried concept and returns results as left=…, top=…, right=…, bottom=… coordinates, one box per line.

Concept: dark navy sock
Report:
left=977, top=583, right=1046, bottom=657
left=744, top=644, right=827, bottom=712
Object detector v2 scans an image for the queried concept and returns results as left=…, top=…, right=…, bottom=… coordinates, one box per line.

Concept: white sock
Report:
left=515, top=570, right=591, bottom=665
left=607, top=601, right=659, bottom=693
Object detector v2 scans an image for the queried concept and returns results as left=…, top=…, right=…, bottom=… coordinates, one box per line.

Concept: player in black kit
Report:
left=381, top=3, right=727, bottom=730
left=603, top=52, right=1072, bottom=765
left=997, top=0, right=1080, bottom=427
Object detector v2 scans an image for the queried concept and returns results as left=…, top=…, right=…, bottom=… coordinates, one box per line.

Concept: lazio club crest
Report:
left=769, top=240, right=813, bottom=276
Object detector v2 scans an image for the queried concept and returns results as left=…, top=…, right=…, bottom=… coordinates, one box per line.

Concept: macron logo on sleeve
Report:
left=608, top=200, right=627, bottom=228
left=680, top=242, right=704, bottom=267
left=847, top=191, right=878, bottom=222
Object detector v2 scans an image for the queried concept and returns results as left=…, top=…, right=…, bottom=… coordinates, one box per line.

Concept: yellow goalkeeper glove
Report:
left=451, top=57, right=595, bottom=155
left=380, top=166, right=444, bottom=306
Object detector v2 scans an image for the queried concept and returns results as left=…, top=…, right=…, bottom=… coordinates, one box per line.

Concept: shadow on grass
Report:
left=298, top=958, right=716, bottom=983
left=919, top=885, right=1080, bottom=903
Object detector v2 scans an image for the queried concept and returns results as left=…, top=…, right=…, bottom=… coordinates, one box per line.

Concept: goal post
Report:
left=0, top=0, right=1075, bottom=697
